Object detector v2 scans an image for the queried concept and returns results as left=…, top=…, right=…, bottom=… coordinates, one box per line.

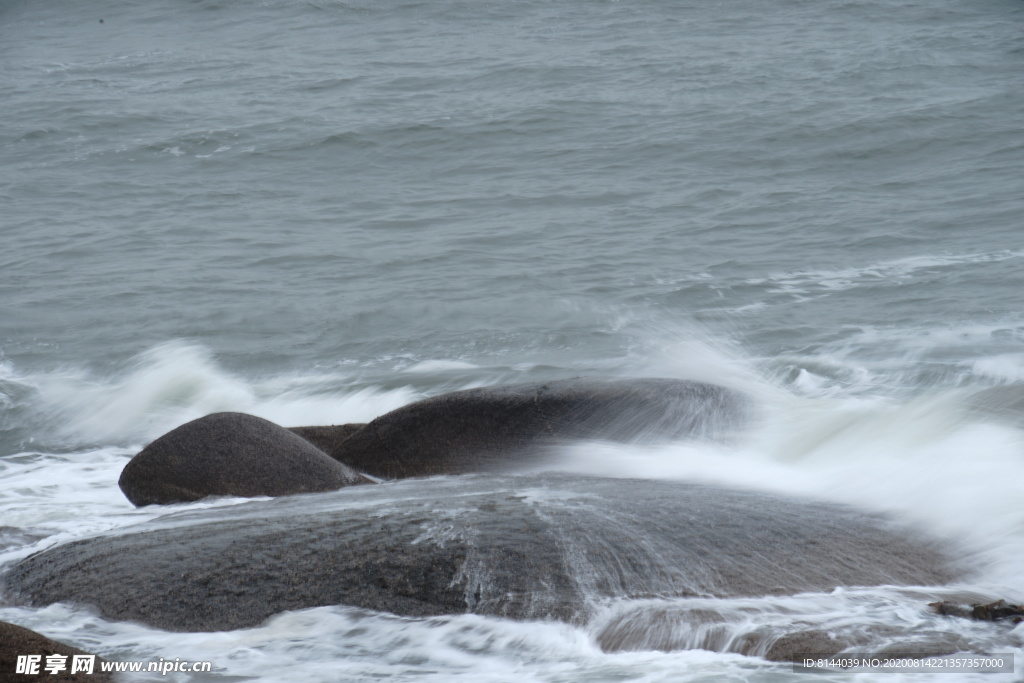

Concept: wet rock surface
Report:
left=592, top=597, right=993, bottom=659
left=118, top=412, right=371, bottom=506
left=5, top=474, right=961, bottom=633
left=931, top=599, right=1024, bottom=623
left=288, top=424, right=367, bottom=462
left=764, top=630, right=846, bottom=663
left=594, top=603, right=778, bottom=654
left=333, top=378, right=748, bottom=478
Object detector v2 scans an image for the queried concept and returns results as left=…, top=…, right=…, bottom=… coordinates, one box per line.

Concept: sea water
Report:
left=2, top=0, right=1023, bottom=680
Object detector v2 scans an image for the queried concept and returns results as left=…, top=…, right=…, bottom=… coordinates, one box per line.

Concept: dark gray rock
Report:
left=875, top=635, right=972, bottom=658
left=770, top=630, right=976, bottom=665
left=765, top=630, right=846, bottom=663
left=0, top=621, right=111, bottom=682
left=118, top=412, right=371, bottom=506
left=288, top=423, right=367, bottom=461
left=931, top=599, right=1024, bottom=622
left=594, top=603, right=764, bottom=654
left=5, top=474, right=962, bottom=633
left=336, top=378, right=747, bottom=478
left=594, top=601, right=985, bottom=658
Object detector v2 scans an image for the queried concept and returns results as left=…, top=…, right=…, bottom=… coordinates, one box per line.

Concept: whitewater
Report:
left=3, top=334, right=1024, bottom=681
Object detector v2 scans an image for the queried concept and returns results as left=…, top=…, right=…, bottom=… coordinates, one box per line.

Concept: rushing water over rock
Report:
left=5, top=474, right=961, bottom=633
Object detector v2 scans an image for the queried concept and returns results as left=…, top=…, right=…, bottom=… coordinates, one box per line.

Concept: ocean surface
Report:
left=2, top=0, right=1024, bottom=679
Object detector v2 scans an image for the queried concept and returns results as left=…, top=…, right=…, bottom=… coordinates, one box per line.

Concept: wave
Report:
left=548, top=387, right=1024, bottom=594
left=743, top=250, right=1024, bottom=298
left=4, top=337, right=1024, bottom=593
left=0, top=341, right=419, bottom=450
left=2, top=338, right=1024, bottom=682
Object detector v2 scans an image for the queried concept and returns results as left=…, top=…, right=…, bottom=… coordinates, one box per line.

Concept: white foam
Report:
left=0, top=445, right=267, bottom=566
left=2, top=597, right=1018, bottom=683
left=624, top=325, right=782, bottom=403
left=6, top=338, right=1024, bottom=681
left=0, top=603, right=782, bottom=683
left=550, top=390, right=1024, bottom=593
left=745, top=250, right=1024, bottom=298
left=17, top=341, right=420, bottom=446
left=406, top=360, right=480, bottom=373
left=971, top=354, right=1024, bottom=383
left=591, top=587, right=1022, bottom=661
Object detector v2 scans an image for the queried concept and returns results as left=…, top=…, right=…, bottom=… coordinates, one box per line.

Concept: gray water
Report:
left=2, top=0, right=1024, bottom=680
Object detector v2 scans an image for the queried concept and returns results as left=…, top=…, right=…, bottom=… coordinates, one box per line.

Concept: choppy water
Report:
left=2, top=0, right=1024, bottom=680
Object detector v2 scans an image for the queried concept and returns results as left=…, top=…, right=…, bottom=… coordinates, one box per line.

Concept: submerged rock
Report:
left=594, top=602, right=780, bottom=654
left=334, top=378, right=748, bottom=478
left=594, top=597, right=981, bottom=659
left=6, top=474, right=962, bottom=633
left=118, top=412, right=371, bottom=506
left=0, top=621, right=111, bottom=682
left=764, top=630, right=846, bottom=663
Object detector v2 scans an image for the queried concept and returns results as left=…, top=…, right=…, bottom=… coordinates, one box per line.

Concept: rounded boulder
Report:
left=118, top=412, right=371, bottom=506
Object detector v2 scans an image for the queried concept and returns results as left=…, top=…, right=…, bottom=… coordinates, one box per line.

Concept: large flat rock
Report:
left=3, top=474, right=962, bottom=633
